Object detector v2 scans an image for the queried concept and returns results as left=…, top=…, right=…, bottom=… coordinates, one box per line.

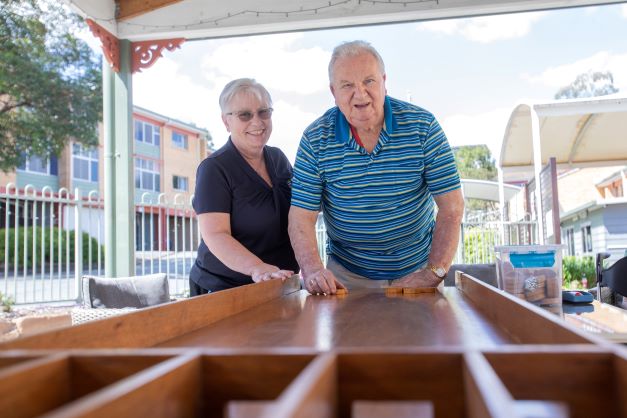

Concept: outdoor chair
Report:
left=81, top=273, right=170, bottom=309
left=596, top=253, right=627, bottom=304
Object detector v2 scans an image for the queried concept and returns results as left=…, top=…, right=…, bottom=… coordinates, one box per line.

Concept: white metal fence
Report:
left=2, top=183, right=538, bottom=305
left=1, top=184, right=195, bottom=304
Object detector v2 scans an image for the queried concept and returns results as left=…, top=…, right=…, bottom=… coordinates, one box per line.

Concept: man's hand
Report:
left=391, top=269, right=441, bottom=288
left=303, top=268, right=347, bottom=295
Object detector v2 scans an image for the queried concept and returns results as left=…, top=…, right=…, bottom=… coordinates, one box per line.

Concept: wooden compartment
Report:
left=198, top=353, right=316, bottom=418
left=483, top=349, right=627, bottom=418
left=335, top=352, right=464, bottom=418
left=0, top=353, right=176, bottom=418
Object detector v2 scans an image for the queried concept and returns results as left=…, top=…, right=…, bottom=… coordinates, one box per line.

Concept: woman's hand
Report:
left=250, top=263, right=294, bottom=283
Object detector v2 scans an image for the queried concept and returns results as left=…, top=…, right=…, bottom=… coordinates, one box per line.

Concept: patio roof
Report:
left=67, top=0, right=627, bottom=41
left=499, top=95, right=627, bottom=183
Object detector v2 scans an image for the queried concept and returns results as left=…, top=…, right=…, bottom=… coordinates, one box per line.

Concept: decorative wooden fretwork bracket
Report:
left=86, top=19, right=120, bottom=72
left=131, top=39, right=185, bottom=73
left=86, top=19, right=185, bottom=74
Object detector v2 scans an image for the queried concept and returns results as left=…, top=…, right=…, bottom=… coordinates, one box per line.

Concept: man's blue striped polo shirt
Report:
left=291, top=96, right=461, bottom=280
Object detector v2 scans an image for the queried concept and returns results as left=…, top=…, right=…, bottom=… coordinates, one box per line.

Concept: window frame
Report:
left=581, top=224, right=593, bottom=254
left=134, top=119, right=161, bottom=146
left=135, top=157, right=161, bottom=192
left=172, top=175, right=189, bottom=191
left=17, top=154, right=57, bottom=176
left=171, top=131, right=188, bottom=150
left=72, top=143, right=99, bottom=182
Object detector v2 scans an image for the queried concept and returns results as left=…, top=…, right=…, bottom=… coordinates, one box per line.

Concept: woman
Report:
left=189, top=78, right=299, bottom=295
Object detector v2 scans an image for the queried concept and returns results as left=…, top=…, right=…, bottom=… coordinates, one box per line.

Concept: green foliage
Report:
left=453, top=145, right=498, bottom=212
left=0, top=0, right=102, bottom=171
left=462, top=227, right=498, bottom=264
left=562, top=256, right=596, bottom=289
left=0, top=292, right=15, bottom=312
left=0, top=227, right=102, bottom=269
left=554, top=71, right=619, bottom=100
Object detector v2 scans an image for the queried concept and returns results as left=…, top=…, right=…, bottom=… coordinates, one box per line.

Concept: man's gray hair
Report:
left=328, top=40, right=386, bottom=82
left=219, top=78, right=273, bottom=113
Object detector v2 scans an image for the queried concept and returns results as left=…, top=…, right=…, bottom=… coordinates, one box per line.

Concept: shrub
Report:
left=562, top=255, right=596, bottom=289
left=0, top=227, right=103, bottom=270
left=463, top=227, right=499, bottom=263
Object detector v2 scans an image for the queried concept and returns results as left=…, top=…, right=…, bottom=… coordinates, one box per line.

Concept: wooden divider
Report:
left=0, top=348, right=625, bottom=418
left=265, top=353, right=338, bottom=418
left=462, top=351, right=517, bottom=418
left=455, top=272, right=597, bottom=345
left=0, top=277, right=299, bottom=350
left=43, top=353, right=203, bottom=418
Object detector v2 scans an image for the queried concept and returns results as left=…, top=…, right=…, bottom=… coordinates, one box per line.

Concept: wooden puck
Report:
left=403, top=287, right=437, bottom=294
left=335, top=288, right=348, bottom=295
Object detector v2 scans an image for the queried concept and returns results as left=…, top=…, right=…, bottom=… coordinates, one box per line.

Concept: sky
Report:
left=84, top=3, right=627, bottom=163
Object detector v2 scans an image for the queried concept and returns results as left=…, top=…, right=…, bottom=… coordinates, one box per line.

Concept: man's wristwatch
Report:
left=427, top=264, right=447, bottom=279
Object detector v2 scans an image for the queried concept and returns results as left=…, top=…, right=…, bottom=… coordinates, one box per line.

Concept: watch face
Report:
left=433, top=266, right=446, bottom=278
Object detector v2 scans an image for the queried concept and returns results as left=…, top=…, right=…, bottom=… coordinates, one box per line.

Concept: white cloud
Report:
left=267, top=100, right=319, bottom=163
left=623, top=5, right=627, bottom=18
left=134, top=33, right=331, bottom=157
left=418, top=11, right=546, bottom=43
left=133, top=57, right=213, bottom=131
left=201, top=33, right=330, bottom=95
left=440, top=107, right=512, bottom=160
left=522, top=51, right=627, bottom=91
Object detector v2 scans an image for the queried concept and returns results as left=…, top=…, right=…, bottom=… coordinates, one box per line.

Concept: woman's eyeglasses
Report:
left=226, top=108, right=273, bottom=122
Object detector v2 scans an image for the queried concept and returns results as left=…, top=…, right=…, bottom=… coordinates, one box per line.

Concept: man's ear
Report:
left=221, top=114, right=230, bottom=132
left=330, top=84, right=339, bottom=105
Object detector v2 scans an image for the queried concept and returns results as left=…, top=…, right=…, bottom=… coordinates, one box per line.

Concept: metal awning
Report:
left=461, top=179, right=520, bottom=202
left=499, top=96, right=627, bottom=183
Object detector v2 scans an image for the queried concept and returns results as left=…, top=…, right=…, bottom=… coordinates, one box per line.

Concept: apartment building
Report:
left=0, top=106, right=211, bottom=250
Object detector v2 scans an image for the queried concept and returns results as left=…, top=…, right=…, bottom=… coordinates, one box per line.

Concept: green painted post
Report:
left=114, top=40, right=135, bottom=277
left=103, top=40, right=135, bottom=278
left=103, top=59, right=116, bottom=277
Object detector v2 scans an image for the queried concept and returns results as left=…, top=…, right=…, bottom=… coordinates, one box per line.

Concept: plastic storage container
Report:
left=495, top=245, right=564, bottom=306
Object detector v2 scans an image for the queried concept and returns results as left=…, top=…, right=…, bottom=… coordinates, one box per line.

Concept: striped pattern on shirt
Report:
left=292, top=96, right=461, bottom=280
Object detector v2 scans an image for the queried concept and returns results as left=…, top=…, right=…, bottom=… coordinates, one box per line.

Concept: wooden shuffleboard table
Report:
left=1, top=273, right=626, bottom=418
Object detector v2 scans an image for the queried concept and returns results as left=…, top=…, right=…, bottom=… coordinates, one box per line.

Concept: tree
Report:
left=453, top=145, right=498, bottom=213
left=554, top=71, right=619, bottom=100
left=0, top=0, right=102, bottom=171
left=453, top=144, right=497, bottom=181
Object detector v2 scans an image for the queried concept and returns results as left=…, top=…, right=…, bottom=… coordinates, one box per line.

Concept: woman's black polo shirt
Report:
left=190, top=139, right=299, bottom=291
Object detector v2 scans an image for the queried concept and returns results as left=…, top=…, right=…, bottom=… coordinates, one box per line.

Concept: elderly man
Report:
left=288, top=40, right=464, bottom=295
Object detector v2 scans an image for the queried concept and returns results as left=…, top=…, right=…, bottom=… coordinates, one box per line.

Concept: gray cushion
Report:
left=82, top=273, right=170, bottom=309
left=445, top=263, right=497, bottom=287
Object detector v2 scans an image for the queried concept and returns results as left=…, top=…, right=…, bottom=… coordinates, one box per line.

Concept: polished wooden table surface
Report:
left=159, top=288, right=512, bottom=349
left=563, top=300, right=627, bottom=343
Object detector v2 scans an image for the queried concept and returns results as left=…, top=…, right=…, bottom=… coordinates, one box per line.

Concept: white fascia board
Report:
left=114, top=0, right=627, bottom=41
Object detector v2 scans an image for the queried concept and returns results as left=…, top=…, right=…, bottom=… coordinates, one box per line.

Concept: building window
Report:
left=581, top=225, right=593, bottom=254
left=564, top=228, right=575, bottom=256
left=134, top=120, right=160, bottom=146
left=172, top=132, right=188, bottom=149
left=17, top=154, right=58, bottom=175
left=135, top=158, right=160, bottom=192
left=172, top=175, right=188, bottom=191
left=72, top=143, right=99, bottom=182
